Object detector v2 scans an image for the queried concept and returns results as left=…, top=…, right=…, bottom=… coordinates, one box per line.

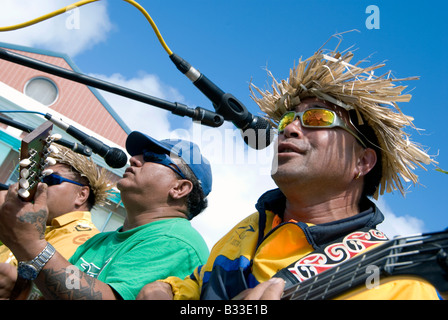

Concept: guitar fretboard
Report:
left=281, top=231, right=448, bottom=300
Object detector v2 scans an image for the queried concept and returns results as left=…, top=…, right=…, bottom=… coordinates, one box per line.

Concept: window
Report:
left=24, top=77, right=59, bottom=106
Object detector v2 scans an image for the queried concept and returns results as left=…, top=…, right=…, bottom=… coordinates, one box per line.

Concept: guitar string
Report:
left=284, top=249, right=440, bottom=300
left=282, top=239, right=401, bottom=297
left=300, top=246, right=444, bottom=300
left=281, top=234, right=448, bottom=300
left=283, top=237, right=448, bottom=300
left=283, top=248, right=392, bottom=300
left=282, top=242, right=396, bottom=299
left=282, top=231, right=448, bottom=298
left=284, top=243, right=447, bottom=300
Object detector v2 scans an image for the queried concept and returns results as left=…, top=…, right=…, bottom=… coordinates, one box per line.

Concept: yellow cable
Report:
left=122, top=0, right=173, bottom=55
left=0, top=0, right=173, bottom=55
left=0, top=0, right=99, bottom=31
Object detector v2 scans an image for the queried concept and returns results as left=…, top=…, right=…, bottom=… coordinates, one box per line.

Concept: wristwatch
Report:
left=17, top=243, right=55, bottom=281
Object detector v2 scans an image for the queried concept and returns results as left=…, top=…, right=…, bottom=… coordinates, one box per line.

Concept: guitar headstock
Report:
left=18, top=121, right=61, bottom=201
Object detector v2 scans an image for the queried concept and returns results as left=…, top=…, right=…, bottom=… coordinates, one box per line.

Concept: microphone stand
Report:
left=0, top=48, right=224, bottom=128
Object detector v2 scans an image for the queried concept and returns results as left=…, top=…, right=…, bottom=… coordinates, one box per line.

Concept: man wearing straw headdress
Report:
left=137, top=37, right=441, bottom=300
left=0, top=146, right=114, bottom=299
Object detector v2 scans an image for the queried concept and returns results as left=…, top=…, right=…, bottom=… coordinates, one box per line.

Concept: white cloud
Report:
left=91, top=71, right=185, bottom=139
left=0, top=0, right=112, bottom=56
left=374, top=198, right=425, bottom=238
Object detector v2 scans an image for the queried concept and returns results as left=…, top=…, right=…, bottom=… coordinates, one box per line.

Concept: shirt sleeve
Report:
left=160, top=266, right=203, bottom=300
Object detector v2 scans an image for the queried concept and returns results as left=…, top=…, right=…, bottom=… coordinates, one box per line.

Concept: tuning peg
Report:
left=45, top=157, right=56, bottom=166
left=19, top=158, right=32, bottom=167
left=49, top=133, right=62, bottom=141
left=20, top=168, right=30, bottom=179
left=42, top=169, right=53, bottom=176
left=18, top=188, right=30, bottom=199
left=48, top=144, right=59, bottom=154
left=19, top=178, right=30, bottom=189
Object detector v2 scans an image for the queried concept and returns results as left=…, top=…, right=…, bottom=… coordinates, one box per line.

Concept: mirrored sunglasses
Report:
left=278, top=108, right=367, bottom=148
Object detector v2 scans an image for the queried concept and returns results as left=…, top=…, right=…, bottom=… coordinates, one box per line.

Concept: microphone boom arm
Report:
left=0, top=48, right=224, bottom=128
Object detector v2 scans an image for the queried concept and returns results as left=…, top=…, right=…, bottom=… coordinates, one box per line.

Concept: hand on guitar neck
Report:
left=0, top=121, right=59, bottom=259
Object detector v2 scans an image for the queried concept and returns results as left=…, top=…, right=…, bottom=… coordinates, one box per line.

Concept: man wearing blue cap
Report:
left=0, top=132, right=211, bottom=300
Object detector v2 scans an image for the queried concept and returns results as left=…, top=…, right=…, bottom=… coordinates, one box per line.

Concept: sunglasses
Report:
left=277, top=108, right=367, bottom=148
left=142, top=150, right=186, bottom=179
left=42, top=173, right=86, bottom=187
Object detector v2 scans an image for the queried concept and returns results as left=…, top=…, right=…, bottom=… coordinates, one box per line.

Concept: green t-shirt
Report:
left=69, top=218, right=209, bottom=300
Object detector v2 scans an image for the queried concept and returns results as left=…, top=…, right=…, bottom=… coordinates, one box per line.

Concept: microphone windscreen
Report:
left=241, top=117, right=274, bottom=150
left=105, top=148, right=128, bottom=168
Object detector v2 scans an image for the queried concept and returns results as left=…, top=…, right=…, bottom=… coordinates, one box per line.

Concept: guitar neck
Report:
left=281, top=230, right=448, bottom=300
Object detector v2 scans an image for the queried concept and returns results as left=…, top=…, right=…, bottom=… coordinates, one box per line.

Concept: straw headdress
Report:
left=50, top=145, right=115, bottom=206
left=250, top=34, right=436, bottom=198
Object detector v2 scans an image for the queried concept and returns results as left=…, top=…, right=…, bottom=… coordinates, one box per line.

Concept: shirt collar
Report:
left=255, top=188, right=385, bottom=248
left=50, top=211, right=92, bottom=228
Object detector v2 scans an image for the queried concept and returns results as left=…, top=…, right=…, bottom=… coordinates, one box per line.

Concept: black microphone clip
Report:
left=170, top=53, right=273, bottom=150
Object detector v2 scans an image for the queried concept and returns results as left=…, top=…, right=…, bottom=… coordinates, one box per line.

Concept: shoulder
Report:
left=152, top=219, right=209, bottom=258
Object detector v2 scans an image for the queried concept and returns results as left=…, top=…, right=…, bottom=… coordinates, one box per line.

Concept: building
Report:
left=0, top=41, right=130, bottom=232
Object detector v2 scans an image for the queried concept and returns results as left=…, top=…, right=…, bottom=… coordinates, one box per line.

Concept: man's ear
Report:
left=169, top=180, right=193, bottom=200
left=75, top=186, right=91, bottom=208
left=355, top=147, right=377, bottom=177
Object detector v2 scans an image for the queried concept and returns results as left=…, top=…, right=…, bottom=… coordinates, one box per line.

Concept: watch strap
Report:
left=18, top=242, right=55, bottom=280
left=31, top=242, right=56, bottom=271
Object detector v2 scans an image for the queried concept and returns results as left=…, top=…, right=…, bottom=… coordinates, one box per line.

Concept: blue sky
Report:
left=1, top=0, right=447, bottom=247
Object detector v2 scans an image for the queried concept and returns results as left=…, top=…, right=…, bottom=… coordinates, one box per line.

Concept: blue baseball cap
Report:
left=125, top=131, right=212, bottom=197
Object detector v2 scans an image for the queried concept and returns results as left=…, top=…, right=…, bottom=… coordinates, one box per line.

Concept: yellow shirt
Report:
left=165, top=211, right=440, bottom=300
left=0, top=211, right=99, bottom=265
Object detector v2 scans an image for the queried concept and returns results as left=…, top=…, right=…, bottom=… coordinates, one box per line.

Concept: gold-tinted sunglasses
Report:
left=278, top=108, right=367, bottom=148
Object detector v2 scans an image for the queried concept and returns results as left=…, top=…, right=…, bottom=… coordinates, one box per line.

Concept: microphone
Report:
left=169, top=54, right=274, bottom=150
left=0, top=114, right=92, bottom=157
left=44, top=114, right=128, bottom=168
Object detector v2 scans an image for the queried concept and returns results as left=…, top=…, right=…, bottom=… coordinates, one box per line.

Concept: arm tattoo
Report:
left=41, top=268, right=103, bottom=300
left=18, top=209, right=47, bottom=239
